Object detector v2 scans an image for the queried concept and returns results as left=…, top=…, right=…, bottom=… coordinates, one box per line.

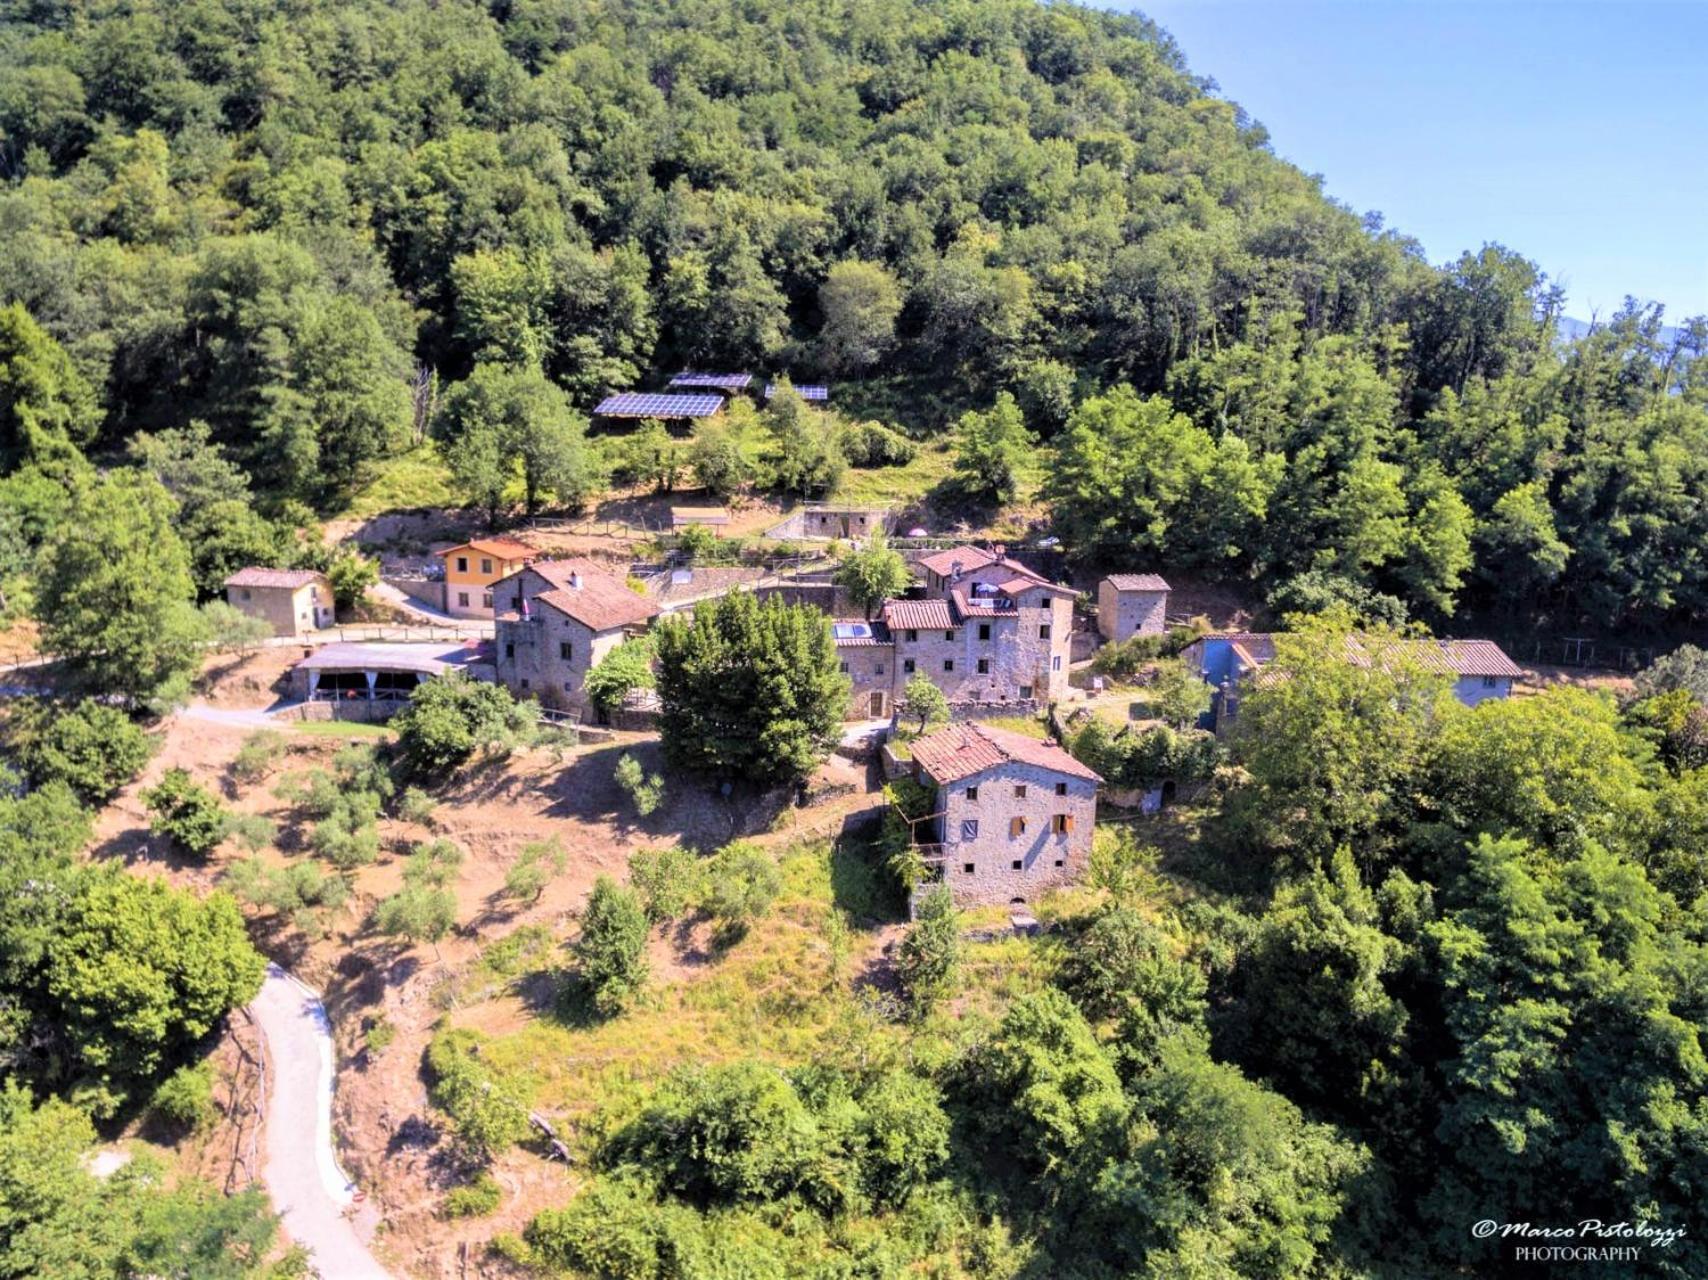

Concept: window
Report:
left=481, top=591, right=493, bottom=608
left=1483, top=675, right=1498, bottom=688
left=966, top=786, right=979, bottom=801
left=1053, top=859, right=1064, bottom=868
left=978, top=624, right=990, bottom=640
left=839, top=660, right=850, bottom=674
left=977, top=658, right=990, bottom=674
left=1052, top=655, right=1062, bottom=671
left=1020, top=685, right=1032, bottom=698
left=1014, top=784, right=1027, bottom=798
left=504, top=642, right=515, bottom=658
left=1009, top=816, right=1027, bottom=837
left=240, top=589, right=251, bottom=601
left=874, top=664, right=885, bottom=675
left=944, top=629, right=954, bottom=641
left=1055, top=782, right=1068, bottom=796
left=943, top=659, right=954, bottom=672
left=456, top=557, right=468, bottom=573
left=961, top=819, right=979, bottom=840
left=559, top=641, right=573, bottom=661
left=511, top=594, right=522, bottom=610
left=563, top=681, right=574, bottom=691
left=1039, top=624, right=1052, bottom=639
left=520, top=678, right=530, bottom=689
left=904, top=659, right=916, bottom=674
left=1052, top=814, right=1074, bottom=834
left=480, top=558, right=493, bottom=575
left=905, top=629, right=918, bottom=642
left=1011, top=859, right=1023, bottom=870
left=962, top=863, right=976, bottom=875
left=457, top=592, right=470, bottom=608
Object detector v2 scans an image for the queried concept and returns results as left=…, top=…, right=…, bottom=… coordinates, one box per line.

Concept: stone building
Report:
left=764, top=503, right=891, bottom=541
left=492, top=559, right=658, bottom=712
left=1183, top=631, right=1525, bottom=729
left=223, top=567, right=333, bottom=637
left=1097, top=574, right=1171, bottom=642
left=904, top=723, right=1100, bottom=906
left=832, top=545, right=1075, bottom=718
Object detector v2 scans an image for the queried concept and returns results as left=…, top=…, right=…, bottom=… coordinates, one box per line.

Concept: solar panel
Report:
left=832, top=622, right=873, bottom=640
left=594, top=392, right=726, bottom=418
left=668, top=371, right=753, bottom=391
left=764, top=382, right=829, bottom=402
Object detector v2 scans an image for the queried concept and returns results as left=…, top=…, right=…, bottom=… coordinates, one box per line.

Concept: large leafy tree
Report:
left=0, top=303, right=98, bottom=475
left=437, top=361, right=597, bottom=519
left=35, top=471, right=204, bottom=707
left=654, top=592, right=849, bottom=784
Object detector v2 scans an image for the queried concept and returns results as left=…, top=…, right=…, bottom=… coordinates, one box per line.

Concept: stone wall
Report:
left=383, top=575, right=445, bottom=611
left=1097, top=583, right=1169, bottom=642
left=927, top=758, right=1097, bottom=906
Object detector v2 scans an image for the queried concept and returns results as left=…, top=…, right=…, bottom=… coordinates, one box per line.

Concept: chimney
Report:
left=570, top=571, right=583, bottom=589
left=950, top=559, right=963, bottom=582
left=992, top=544, right=1006, bottom=560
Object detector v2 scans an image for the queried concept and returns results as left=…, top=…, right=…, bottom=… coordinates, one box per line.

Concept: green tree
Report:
left=896, top=886, right=959, bottom=1013
left=5, top=699, right=153, bottom=805
left=613, top=752, right=665, bottom=817
left=439, top=362, right=596, bottom=519
left=576, top=876, right=649, bottom=1016
left=393, top=674, right=538, bottom=777
left=0, top=303, right=97, bottom=475
left=372, top=883, right=456, bottom=956
left=325, top=547, right=379, bottom=610
left=35, top=471, right=204, bottom=707
left=654, top=592, right=849, bottom=783
left=687, top=420, right=752, bottom=499
left=817, top=260, right=902, bottom=373
left=1149, top=657, right=1212, bottom=730
left=702, top=842, right=783, bottom=938
left=833, top=528, right=911, bottom=617
left=503, top=838, right=567, bottom=904
left=628, top=846, right=703, bottom=923
left=141, top=768, right=229, bottom=860
left=901, top=673, right=949, bottom=733
left=950, top=392, right=1033, bottom=507
left=764, top=385, right=845, bottom=498
left=583, top=638, right=655, bottom=716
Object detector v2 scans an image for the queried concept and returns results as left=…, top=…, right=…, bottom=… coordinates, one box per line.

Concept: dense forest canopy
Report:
left=4, top=0, right=1708, bottom=629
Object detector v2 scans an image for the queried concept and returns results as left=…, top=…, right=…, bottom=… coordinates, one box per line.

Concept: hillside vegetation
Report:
left=1, top=0, right=1705, bottom=634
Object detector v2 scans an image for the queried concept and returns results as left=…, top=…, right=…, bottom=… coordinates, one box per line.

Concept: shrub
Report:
left=628, top=846, right=701, bottom=922
left=901, top=674, right=948, bottom=733
left=142, top=767, right=229, bottom=859
left=838, top=420, right=917, bottom=467
left=613, top=752, right=664, bottom=817
left=364, top=1018, right=396, bottom=1056
left=393, top=675, right=538, bottom=777
left=151, top=1060, right=216, bottom=1131
left=503, top=838, right=567, bottom=903
left=444, top=1171, right=503, bottom=1218
left=223, top=813, right=275, bottom=853
left=576, top=876, right=649, bottom=1016
left=425, top=1027, right=533, bottom=1160
left=397, top=785, right=437, bottom=824
left=584, top=639, right=655, bottom=715
left=896, top=887, right=959, bottom=1013
left=702, top=843, right=782, bottom=937
left=230, top=730, right=288, bottom=783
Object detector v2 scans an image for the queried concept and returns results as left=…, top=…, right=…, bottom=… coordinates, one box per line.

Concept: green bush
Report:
left=425, top=1027, right=533, bottom=1160
left=230, top=730, right=288, bottom=783
left=896, top=887, right=959, bottom=1013
left=397, top=785, right=437, bottom=824
left=613, top=752, right=664, bottom=817
left=576, top=877, right=650, bottom=1016
left=628, top=846, right=702, bottom=922
left=151, top=1060, right=216, bottom=1131
left=702, top=842, right=782, bottom=937
left=503, top=838, right=567, bottom=903
left=393, top=675, right=538, bottom=777
left=141, top=768, right=229, bottom=859
left=444, top=1171, right=503, bottom=1218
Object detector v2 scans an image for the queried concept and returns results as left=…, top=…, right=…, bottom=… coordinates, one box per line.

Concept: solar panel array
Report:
left=765, top=382, right=829, bottom=401
left=594, top=392, right=726, bottom=418
left=669, top=371, right=753, bottom=391
left=832, top=621, right=873, bottom=640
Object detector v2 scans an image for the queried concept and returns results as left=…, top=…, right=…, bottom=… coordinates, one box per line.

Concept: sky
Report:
left=1132, top=0, right=1708, bottom=322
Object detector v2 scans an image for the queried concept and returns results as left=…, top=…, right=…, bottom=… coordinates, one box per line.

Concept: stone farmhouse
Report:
left=903, top=722, right=1101, bottom=906
left=224, top=567, right=334, bottom=637
left=492, top=559, right=659, bottom=712
left=1184, top=631, right=1524, bottom=728
left=1097, top=574, right=1170, bottom=642
left=437, top=537, right=540, bottom=619
left=833, top=545, right=1075, bottom=719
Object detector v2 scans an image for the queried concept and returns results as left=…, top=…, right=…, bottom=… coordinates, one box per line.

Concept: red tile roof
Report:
left=916, top=545, right=998, bottom=577
left=910, top=723, right=1101, bottom=786
left=224, top=567, right=325, bottom=590
left=439, top=537, right=540, bottom=561
left=1104, top=573, right=1171, bottom=593
left=527, top=559, right=659, bottom=632
left=882, top=598, right=955, bottom=630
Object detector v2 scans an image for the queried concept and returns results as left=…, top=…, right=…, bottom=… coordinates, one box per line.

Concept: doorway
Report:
left=869, top=690, right=885, bottom=717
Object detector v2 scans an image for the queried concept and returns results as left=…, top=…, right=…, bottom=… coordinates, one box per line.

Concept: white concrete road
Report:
left=250, top=965, right=392, bottom=1280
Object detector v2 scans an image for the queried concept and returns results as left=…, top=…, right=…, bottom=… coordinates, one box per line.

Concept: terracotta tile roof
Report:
left=883, top=598, right=955, bottom=630
left=1203, top=631, right=1523, bottom=680
left=527, top=559, right=659, bottom=632
left=639, top=565, right=765, bottom=609
left=225, top=567, right=325, bottom=590
left=1104, top=573, right=1171, bottom=593
left=910, top=723, right=1102, bottom=786
left=917, top=545, right=998, bottom=577
left=439, top=537, right=540, bottom=561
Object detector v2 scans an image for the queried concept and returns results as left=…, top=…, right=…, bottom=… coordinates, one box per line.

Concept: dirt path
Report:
left=251, top=965, right=392, bottom=1280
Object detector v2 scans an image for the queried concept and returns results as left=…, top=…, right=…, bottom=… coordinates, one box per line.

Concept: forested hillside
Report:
left=2, top=0, right=1706, bottom=632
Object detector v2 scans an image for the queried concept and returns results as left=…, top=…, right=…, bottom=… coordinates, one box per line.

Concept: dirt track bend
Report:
left=250, top=965, right=392, bottom=1279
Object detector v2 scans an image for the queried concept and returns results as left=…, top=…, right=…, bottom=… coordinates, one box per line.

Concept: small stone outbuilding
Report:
left=224, top=567, right=334, bottom=637
left=1097, top=574, right=1171, bottom=642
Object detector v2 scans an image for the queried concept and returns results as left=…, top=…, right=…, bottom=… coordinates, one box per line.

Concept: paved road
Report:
left=250, top=966, right=392, bottom=1280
